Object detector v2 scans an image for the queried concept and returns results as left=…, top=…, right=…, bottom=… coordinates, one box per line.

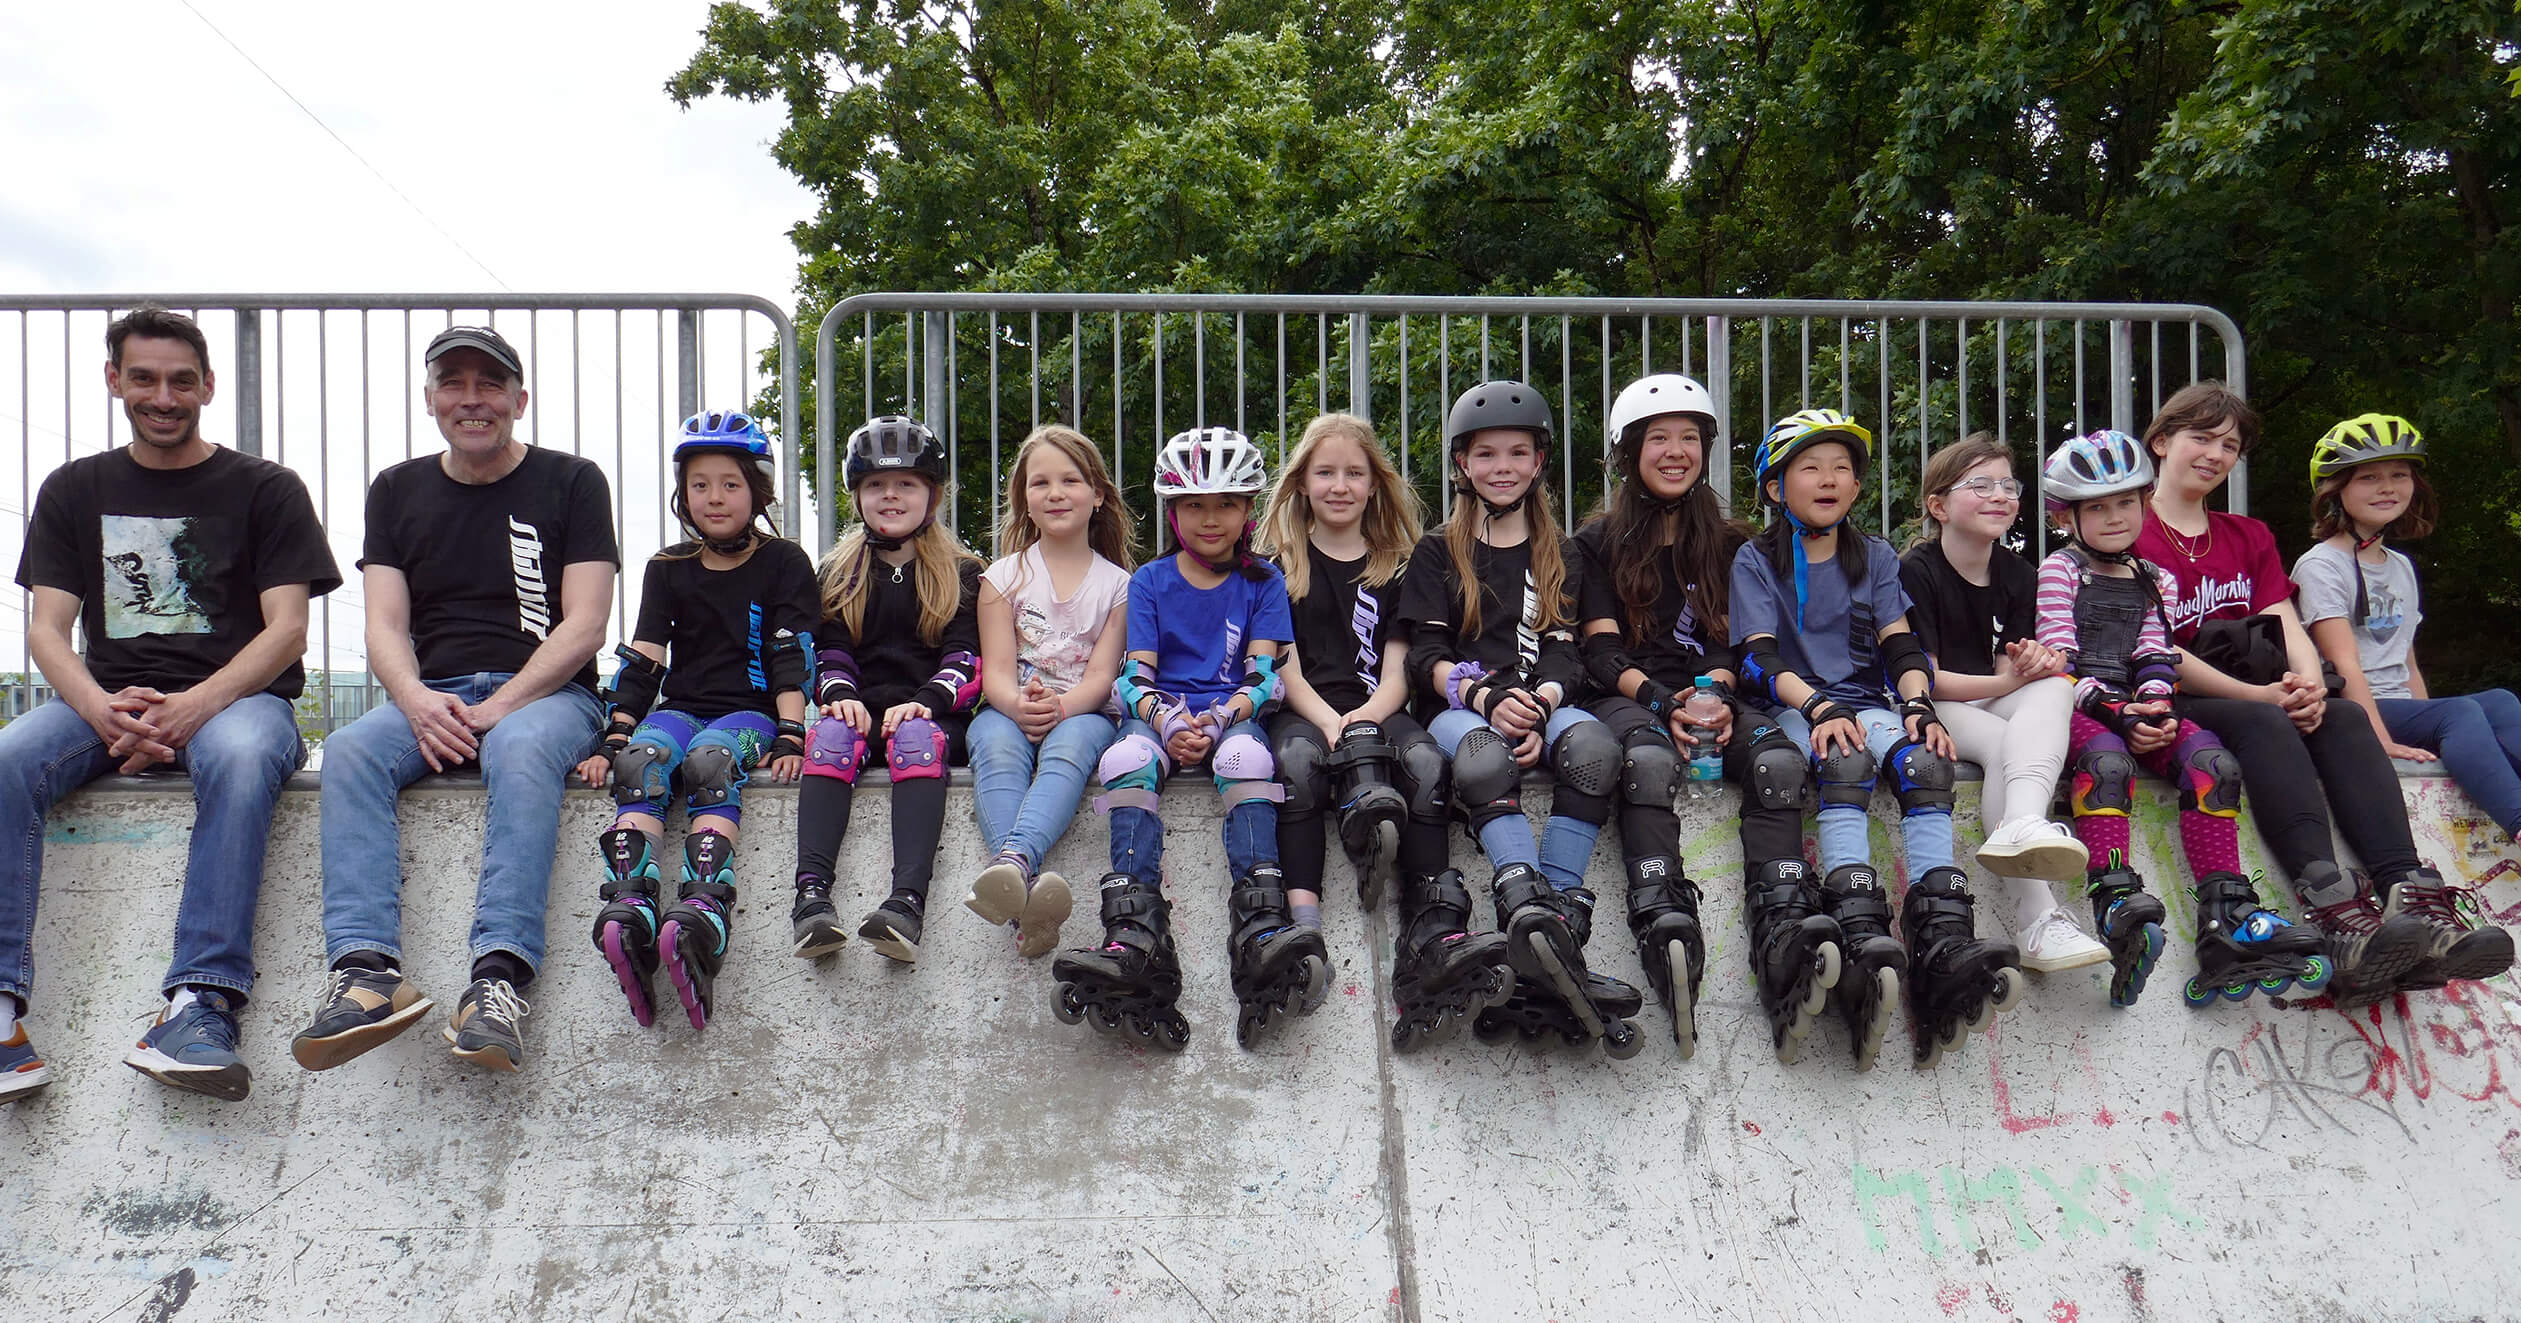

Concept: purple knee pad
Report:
left=886, top=717, right=949, bottom=781
left=1212, top=731, right=1285, bottom=806
left=802, top=717, right=864, bottom=783
left=1094, top=732, right=1168, bottom=814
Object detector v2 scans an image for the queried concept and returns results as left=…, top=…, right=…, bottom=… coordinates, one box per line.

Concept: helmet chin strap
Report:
left=701, top=528, right=757, bottom=556
left=1776, top=501, right=1844, bottom=632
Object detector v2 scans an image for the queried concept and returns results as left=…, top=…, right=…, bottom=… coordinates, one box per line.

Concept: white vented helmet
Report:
left=1152, top=427, right=1266, bottom=501
left=2041, top=429, right=2154, bottom=510
left=1608, top=373, right=1719, bottom=451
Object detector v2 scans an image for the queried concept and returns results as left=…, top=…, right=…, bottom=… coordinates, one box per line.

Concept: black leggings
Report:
left=1591, top=696, right=1804, bottom=873
left=1270, top=709, right=1444, bottom=897
left=2181, top=695, right=2418, bottom=884
left=794, top=716, right=969, bottom=901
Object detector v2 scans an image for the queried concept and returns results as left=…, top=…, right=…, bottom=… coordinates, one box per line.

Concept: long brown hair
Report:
left=2311, top=464, right=2438, bottom=542
left=819, top=478, right=981, bottom=644
left=1445, top=472, right=1570, bottom=639
left=1258, top=413, right=1423, bottom=602
left=995, top=424, right=1136, bottom=569
left=1591, top=419, right=1738, bottom=645
left=1911, top=432, right=2016, bottom=550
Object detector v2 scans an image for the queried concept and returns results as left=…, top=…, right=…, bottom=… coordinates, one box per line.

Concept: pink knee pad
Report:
left=802, top=717, right=864, bottom=783
left=886, top=717, right=949, bottom=781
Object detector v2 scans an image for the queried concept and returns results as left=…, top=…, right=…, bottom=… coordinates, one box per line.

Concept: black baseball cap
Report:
left=424, top=325, right=523, bottom=379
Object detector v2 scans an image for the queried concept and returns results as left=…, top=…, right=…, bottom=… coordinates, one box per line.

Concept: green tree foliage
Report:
left=675, top=0, right=2521, bottom=686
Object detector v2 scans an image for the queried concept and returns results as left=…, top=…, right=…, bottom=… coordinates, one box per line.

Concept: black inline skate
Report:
left=790, top=872, right=848, bottom=959
left=592, top=827, right=663, bottom=1027
left=1329, top=723, right=1408, bottom=910
left=2384, top=866, right=2516, bottom=988
left=2086, top=859, right=2167, bottom=1009
left=658, top=830, right=738, bottom=1030
left=2182, top=871, right=2331, bottom=1006
left=1744, top=859, right=1842, bottom=1064
left=1625, top=858, right=1706, bottom=1057
left=1822, top=863, right=1906, bottom=1071
left=1387, top=869, right=1514, bottom=1053
left=1228, top=865, right=1331, bottom=1048
left=1475, top=866, right=1645, bottom=1059
left=1902, top=866, right=2025, bottom=1069
left=1051, top=873, right=1190, bottom=1051
left=2293, top=861, right=2428, bottom=1005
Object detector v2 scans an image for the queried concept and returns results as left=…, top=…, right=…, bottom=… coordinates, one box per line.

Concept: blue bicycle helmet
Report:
left=675, top=410, right=774, bottom=478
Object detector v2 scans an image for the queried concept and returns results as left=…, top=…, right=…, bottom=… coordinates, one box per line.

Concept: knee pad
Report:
left=1452, top=726, right=1522, bottom=831
left=2071, top=747, right=2137, bottom=817
left=1094, top=732, right=1168, bottom=815
left=1549, top=720, right=1622, bottom=827
left=802, top=717, right=863, bottom=783
left=609, top=740, right=674, bottom=812
left=1746, top=727, right=1809, bottom=813
left=681, top=741, right=746, bottom=812
left=1620, top=732, right=1683, bottom=809
left=2179, top=743, right=2244, bottom=818
left=1885, top=738, right=1954, bottom=817
left=886, top=717, right=949, bottom=782
left=1397, top=734, right=1450, bottom=823
left=1211, top=731, right=1285, bottom=807
left=1814, top=743, right=1877, bottom=810
left=1275, top=727, right=1330, bottom=819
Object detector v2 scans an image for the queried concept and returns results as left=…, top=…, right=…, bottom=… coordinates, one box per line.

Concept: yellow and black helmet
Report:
left=2307, top=413, right=2424, bottom=485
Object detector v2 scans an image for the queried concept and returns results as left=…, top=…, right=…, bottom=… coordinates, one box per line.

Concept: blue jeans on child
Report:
left=969, top=706, right=1117, bottom=871
left=1427, top=705, right=1605, bottom=891
left=0, top=694, right=303, bottom=1011
left=319, top=675, right=602, bottom=977
left=1105, top=717, right=1275, bottom=887
left=2380, top=689, right=2521, bottom=838
left=613, top=708, right=777, bottom=826
left=1774, top=704, right=1957, bottom=875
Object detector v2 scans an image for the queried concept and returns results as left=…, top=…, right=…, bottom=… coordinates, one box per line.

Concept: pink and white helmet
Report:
left=1152, top=427, right=1266, bottom=504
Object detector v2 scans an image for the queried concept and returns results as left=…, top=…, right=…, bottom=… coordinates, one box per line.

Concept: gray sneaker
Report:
left=292, top=966, right=435, bottom=1071
left=442, top=979, right=531, bottom=1072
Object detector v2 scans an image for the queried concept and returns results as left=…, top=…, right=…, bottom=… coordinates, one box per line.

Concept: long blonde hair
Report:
left=1257, top=413, right=1422, bottom=602
left=819, top=479, right=981, bottom=644
left=1445, top=471, right=1571, bottom=640
left=995, top=424, right=1136, bottom=569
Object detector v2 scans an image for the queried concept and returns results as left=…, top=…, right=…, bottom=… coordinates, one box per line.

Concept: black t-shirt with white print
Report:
left=1396, top=531, right=1583, bottom=722
left=16, top=446, right=342, bottom=699
left=1283, top=540, right=1402, bottom=716
left=359, top=447, right=618, bottom=693
left=1571, top=516, right=1735, bottom=691
left=632, top=539, right=822, bottom=721
left=1897, top=539, right=2037, bottom=678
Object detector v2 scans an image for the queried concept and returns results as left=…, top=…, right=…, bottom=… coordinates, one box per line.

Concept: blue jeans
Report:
left=1428, top=705, right=1605, bottom=891
left=615, top=708, right=777, bottom=826
left=969, top=706, right=1116, bottom=871
left=0, top=693, right=303, bottom=1011
left=1105, top=717, right=1275, bottom=888
left=2381, top=690, right=2521, bottom=838
left=321, top=675, right=601, bottom=975
left=1775, top=705, right=1957, bottom=875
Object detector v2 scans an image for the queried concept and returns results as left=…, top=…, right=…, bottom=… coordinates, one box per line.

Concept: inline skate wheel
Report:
left=2220, top=981, right=2252, bottom=1002
left=1052, top=984, right=1086, bottom=1025
left=1092, top=1004, right=1125, bottom=1032
left=2180, top=975, right=2215, bottom=1008
left=2298, top=956, right=2332, bottom=990
left=1916, top=1036, right=1945, bottom=1071
left=1154, top=1016, right=1191, bottom=1053
left=1472, top=1015, right=1513, bottom=1045
left=1298, top=955, right=1331, bottom=1014
left=1990, top=967, right=2026, bottom=1014
left=1602, top=1022, right=1646, bottom=1061
left=1665, top=941, right=1698, bottom=1057
left=1775, top=1033, right=1804, bottom=1066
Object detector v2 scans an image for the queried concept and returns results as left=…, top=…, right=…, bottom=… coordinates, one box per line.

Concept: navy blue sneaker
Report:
left=0, top=1022, right=50, bottom=1101
left=126, top=989, right=250, bottom=1101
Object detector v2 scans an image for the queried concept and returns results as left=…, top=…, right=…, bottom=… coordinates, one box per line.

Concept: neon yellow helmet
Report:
left=1753, top=408, right=1873, bottom=494
left=2308, top=413, right=2424, bottom=485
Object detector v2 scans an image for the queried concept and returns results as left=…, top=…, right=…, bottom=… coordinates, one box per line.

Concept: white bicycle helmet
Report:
left=1608, top=373, right=1718, bottom=451
left=1152, top=426, right=1266, bottom=503
left=2041, top=430, right=2154, bottom=510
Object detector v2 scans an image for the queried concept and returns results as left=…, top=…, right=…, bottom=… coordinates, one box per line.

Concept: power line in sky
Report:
left=175, top=0, right=513, bottom=292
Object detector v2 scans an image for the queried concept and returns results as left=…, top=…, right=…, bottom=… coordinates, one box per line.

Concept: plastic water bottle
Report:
left=1682, top=676, right=1727, bottom=781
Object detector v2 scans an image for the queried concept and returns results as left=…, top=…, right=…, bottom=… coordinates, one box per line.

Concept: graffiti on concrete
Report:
left=1855, top=1161, right=2202, bottom=1259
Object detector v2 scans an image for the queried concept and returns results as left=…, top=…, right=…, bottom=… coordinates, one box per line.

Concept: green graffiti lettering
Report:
left=1854, top=1164, right=1942, bottom=1257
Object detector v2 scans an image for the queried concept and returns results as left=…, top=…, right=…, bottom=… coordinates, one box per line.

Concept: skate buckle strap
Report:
left=1094, top=788, right=1163, bottom=814
left=1220, top=780, right=1286, bottom=806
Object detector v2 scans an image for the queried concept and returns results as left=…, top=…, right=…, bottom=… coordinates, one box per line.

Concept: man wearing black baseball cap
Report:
left=296, top=322, right=619, bottom=1075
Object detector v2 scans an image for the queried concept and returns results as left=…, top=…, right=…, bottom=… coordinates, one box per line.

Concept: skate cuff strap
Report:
left=1094, top=788, right=1162, bottom=815
left=1220, top=781, right=1286, bottom=806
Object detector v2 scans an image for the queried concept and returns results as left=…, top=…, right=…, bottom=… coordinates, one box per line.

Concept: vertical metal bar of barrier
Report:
left=235, top=310, right=263, bottom=457
left=1350, top=312, right=1370, bottom=423
left=2109, top=319, right=2135, bottom=436
left=1707, top=316, right=1731, bottom=507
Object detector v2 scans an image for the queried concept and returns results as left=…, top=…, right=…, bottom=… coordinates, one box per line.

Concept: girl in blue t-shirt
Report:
left=1730, top=409, right=2023, bottom=1071
left=1050, top=427, right=1322, bottom=1052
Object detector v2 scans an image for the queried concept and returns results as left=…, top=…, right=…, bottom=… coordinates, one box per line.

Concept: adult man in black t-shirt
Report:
left=0, top=305, right=341, bottom=1103
left=292, top=325, right=617, bottom=1077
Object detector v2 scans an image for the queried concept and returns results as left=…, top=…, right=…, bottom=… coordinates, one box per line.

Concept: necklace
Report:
left=2160, top=517, right=2212, bottom=562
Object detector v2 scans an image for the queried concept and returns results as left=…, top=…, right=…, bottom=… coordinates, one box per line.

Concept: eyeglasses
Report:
left=1946, top=476, right=2024, bottom=500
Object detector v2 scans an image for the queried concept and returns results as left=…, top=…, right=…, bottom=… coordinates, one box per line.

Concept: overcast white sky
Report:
left=0, top=2, right=824, bottom=685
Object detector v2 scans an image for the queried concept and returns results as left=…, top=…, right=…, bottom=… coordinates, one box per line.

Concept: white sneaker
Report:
left=1975, top=816, right=2090, bottom=884
left=2019, top=905, right=2110, bottom=973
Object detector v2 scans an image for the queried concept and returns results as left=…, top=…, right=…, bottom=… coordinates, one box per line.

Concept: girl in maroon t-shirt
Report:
left=2135, top=382, right=2433, bottom=997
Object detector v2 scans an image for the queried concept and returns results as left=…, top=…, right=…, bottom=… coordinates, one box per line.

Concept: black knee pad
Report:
left=610, top=741, right=672, bottom=811
left=2180, top=743, right=2245, bottom=819
left=1397, top=733, right=1450, bottom=823
left=1815, top=743, right=1877, bottom=810
left=1885, top=738, right=1954, bottom=817
left=681, top=743, right=745, bottom=811
left=2071, top=747, right=2138, bottom=816
left=1745, top=727, right=1809, bottom=813
left=1621, top=732, right=1682, bottom=809
left=1549, top=720, right=1622, bottom=827
left=1274, top=725, right=1329, bottom=820
left=1452, top=726, right=1522, bottom=831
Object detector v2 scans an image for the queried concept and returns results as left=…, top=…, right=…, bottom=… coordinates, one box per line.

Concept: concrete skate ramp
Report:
left=8, top=769, right=2518, bottom=1322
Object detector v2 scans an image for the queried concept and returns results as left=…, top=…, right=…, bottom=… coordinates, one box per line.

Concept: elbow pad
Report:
left=1580, top=632, right=1639, bottom=698
left=1741, top=639, right=1791, bottom=706
left=1116, top=656, right=1156, bottom=719
left=918, top=649, right=982, bottom=714
left=1242, top=653, right=1283, bottom=717
left=764, top=628, right=812, bottom=694
left=1881, top=630, right=1933, bottom=694
left=599, top=645, right=666, bottom=724
left=814, top=647, right=861, bottom=706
